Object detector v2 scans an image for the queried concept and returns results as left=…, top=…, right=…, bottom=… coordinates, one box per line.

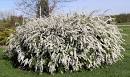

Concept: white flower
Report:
left=6, top=12, right=125, bottom=74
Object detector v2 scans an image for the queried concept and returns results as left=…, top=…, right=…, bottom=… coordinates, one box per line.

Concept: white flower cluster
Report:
left=6, top=13, right=125, bottom=74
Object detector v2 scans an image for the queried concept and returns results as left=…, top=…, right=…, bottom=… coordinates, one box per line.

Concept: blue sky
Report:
left=0, top=0, right=130, bottom=15
left=0, top=0, right=16, bottom=11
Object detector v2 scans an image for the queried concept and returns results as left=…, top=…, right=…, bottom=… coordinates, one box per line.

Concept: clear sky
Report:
left=0, top=0, right=130, bottom=15
left=0, top=0, right=16, bottom=11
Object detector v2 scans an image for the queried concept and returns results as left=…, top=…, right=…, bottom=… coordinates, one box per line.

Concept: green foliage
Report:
left=113, top=13, right=130, bottom=24
left=0, top=28, right=15, bottom=45
left=0, top=15, right=23, bottom=45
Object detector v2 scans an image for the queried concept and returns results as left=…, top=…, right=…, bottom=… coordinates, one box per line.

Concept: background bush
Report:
left=6, top=13, right=125, bottom=74
left=0, top=28, right=15, bottom=45
left=112, top=13, right=130, bottom=24
left=0, top=15, right=23, bottom=46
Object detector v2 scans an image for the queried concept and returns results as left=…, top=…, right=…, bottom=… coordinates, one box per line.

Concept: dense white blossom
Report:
left=6, top=13, right=125, bottom=74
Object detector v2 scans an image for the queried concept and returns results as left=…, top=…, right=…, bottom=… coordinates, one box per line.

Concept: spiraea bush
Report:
left=6, top=13, right=125, bottom=74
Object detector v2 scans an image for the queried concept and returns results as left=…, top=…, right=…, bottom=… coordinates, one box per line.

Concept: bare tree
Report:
left=0, top=10, right=16, bottom=20
left=36, top=0, right=49, bottom=17
left=16, top=0, right=76, bottom=17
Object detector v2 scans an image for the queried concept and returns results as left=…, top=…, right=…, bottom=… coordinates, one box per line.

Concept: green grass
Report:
left=0, top=26, right=130, bottom=77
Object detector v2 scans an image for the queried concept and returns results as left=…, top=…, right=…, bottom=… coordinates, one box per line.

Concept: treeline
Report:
left=112, top=13, right=130, bottom=23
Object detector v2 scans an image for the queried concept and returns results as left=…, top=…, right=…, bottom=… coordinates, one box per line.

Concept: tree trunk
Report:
left=37, top=0, right=49, bottom=18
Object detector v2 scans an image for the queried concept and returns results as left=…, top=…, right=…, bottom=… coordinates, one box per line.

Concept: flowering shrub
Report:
left=6, top=13, right=125, bottom=74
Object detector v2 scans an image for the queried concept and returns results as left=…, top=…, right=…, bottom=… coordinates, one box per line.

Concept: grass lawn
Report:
left=0, top=26, right=130, bottom=77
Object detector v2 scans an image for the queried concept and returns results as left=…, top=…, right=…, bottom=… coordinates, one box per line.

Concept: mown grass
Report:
left=0, top=26, right=130, bottom=77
